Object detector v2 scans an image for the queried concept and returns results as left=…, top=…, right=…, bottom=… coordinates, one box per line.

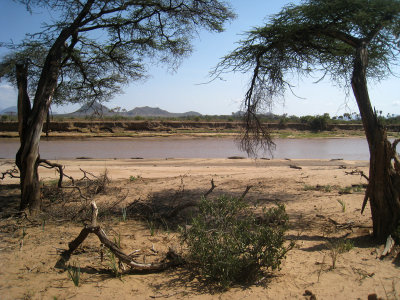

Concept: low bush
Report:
left=180, top=195, right=293, bottom=289
left=300, top=113, right=331, bottom=131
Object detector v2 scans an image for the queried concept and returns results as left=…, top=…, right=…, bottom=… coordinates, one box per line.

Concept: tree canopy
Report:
left=1, top=0, right=235, bottom=106
left=215, top=0, right=400, bottom=151
left=215, top=0, right=400, bottom=241
left=0, top=0, right=235, bottom=214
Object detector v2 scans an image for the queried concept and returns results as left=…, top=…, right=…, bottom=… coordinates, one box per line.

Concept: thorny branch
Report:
left=345, top=169, right=369, bottom=181
left=0, top=165, right=20, bottom=180
left=38, top=159, right=88, bottom=201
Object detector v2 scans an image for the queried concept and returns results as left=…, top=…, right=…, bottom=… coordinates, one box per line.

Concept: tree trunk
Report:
left=14, top=1, right=95, bottom=215
left=15, top=64, right=48, bottom=214
left=352, top=44, right=400, bottom=241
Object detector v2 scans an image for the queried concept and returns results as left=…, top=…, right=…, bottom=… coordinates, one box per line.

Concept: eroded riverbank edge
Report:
left=1, top=120, right=399, bottom=139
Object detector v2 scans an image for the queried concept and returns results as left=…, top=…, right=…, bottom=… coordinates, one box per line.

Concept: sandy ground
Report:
left=0, top=158, right=399, bottom=299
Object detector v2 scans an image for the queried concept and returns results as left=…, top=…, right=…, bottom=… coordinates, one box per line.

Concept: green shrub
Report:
left=180, top=195, right=292, bottom=289
left=300, top=113, right=331, bottom=131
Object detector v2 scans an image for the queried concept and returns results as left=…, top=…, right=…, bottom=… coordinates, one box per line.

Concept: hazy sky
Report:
left=0, top=0, right=399, bottom=116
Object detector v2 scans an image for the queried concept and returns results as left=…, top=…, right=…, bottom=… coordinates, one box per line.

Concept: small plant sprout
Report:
left=113, top=232, right=122, bottom=248
left=106, top=249, right=121, bottom=278
left=328, top=239, right=354, bottom=269
left=147, top=220, right=156, bottom=236
left=129, top=175, right=141, bottom=182
left=337, top=199, right=346, bottom=212
left=19, top=227, right=28, bottom=250
left=67, top=262, right=81, bottom=287
left=121, top=207, right=127, bottom=222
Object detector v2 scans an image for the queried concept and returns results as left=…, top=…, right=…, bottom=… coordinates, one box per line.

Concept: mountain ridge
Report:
left=0, top=106, right=17, bottom=115
left=68, top=103, right=201, bottom=117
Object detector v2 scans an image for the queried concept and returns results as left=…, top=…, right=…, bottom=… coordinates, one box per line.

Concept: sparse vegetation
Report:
left=328, top=239, right=354, bottom=269
left=147, top=220, right=156, bottom=236
left=304, top=184, right=366, bottom=196
left=106, top=250, right=121, bottom=278
left=336, top=199, right=346, bottom=212
left=180, top=195, right=293, bottom=289
left=121, top=207, right=127, bottom=222
left=129, top=175, right=141, bottom=182
left=304, top=184, right=333, bottom=192
left=338, top=184, right=365, bottom=194
left=0, top=158, right=398, bottom=299
left=67, top=262, right=81, bottom=287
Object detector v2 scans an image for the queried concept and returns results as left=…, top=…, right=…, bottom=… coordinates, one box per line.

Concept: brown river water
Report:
left=0, top=137, right=375, bottom=160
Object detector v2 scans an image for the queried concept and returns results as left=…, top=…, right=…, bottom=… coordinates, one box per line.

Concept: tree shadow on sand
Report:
left=0, top=184, right=20, bottom=217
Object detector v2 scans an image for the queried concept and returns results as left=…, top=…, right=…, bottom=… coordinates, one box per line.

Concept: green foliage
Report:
left=336, top=199, right=346, bottom=212
left=129, top=175, right=141, bottom=182
left=338, top=186, right=353, bottom=194
left=278, top=115, right=288, bottom=128
left=328, top=239, right=354, bottom=269
left=299, top=114, right=331, bottom=131
left=121, top=207, right=127, bottom=222
left=338, top=184, right=365, bottom=194
left=106, top=249, right=121, bottom=278
left=67, top=262, right=81, bottom=287
left=304, top=184, right=332, bottom=192
left=214, top=0, right=400, bottom=156
left=180, top=195, right=292, bottom=289
left=147, top=220, right=156, bottom=236
left=1, top=1, right=234, bottom=106
left=113, top=232, right=122, bottom=248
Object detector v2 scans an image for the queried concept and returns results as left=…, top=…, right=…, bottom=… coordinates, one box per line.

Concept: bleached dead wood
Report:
left=380, top=235, right=395, bottom=258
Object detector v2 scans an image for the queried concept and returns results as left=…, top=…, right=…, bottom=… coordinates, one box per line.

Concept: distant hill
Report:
left=127, top=106, right=201, bottom=117
left=68, top=102, right=201, bottom=117
left=0, top=106, right=17, bottom=115
left=69, top=102, right=113, bottom=116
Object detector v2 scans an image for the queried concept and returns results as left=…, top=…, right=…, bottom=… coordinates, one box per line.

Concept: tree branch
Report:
left=323, top=29, right=361, bottom=48
left=59, top=201, right=183, bottom=273
left=0, top=166, right=20, bottom=180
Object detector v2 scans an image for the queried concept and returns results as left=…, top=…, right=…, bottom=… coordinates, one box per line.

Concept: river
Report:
left=0, top=137, right=376, bottom=160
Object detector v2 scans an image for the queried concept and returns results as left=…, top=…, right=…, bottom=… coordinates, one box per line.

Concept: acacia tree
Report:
left=215, top=0, right=400, bottom=241
left=0, top=0, right=234, bottom=214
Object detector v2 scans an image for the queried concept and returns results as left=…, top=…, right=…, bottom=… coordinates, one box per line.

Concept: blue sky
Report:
left=0, top=0, right=399, bottom=116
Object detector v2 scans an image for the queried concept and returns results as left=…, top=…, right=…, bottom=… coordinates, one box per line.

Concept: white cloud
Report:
left=393, top=100, right=400, bottom=106
left=0, top=84, right=14, bottom=90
